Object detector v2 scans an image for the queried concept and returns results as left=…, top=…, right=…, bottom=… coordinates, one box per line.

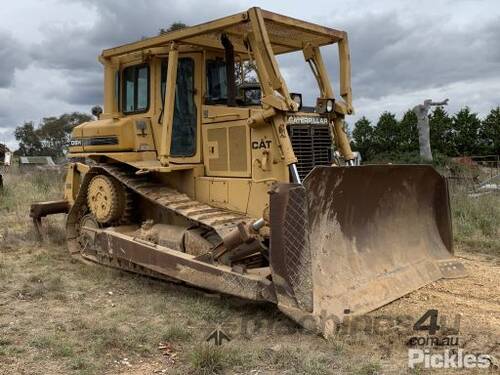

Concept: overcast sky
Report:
left=1, top=0, right=499, bottom=149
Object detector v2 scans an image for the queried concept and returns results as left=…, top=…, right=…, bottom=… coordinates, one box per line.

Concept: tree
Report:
left=429, top=106, right=454, bottom=155
left=452, top=107, right=481, bottom=155
left=14, top=112, right=92, bottom=158
left=352, top=116, right=375, bottom=160
left=14, top=122, right=43, bottom=156
left=398, top=110, right=419, bottom=153
left=160, top=22, right=187, bottom=34
left=236, top=61, right=258, bottom=85
left=373, top=112, right=400, bottom=154
left=479, top=106, right=500, bottom=155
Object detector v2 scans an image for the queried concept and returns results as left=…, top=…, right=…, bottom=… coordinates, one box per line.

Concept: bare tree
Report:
left=413, top=99, right=449, bottom=161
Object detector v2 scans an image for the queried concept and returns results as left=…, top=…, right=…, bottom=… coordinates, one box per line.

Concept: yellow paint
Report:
left=67, top=7, right=356, bottom=218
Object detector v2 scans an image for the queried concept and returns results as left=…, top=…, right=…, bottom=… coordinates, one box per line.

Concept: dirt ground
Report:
left=0, top=169, right=499, bottom=374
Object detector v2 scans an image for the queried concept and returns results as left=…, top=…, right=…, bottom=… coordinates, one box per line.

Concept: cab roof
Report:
left=101, top=7, right=346, bottom=59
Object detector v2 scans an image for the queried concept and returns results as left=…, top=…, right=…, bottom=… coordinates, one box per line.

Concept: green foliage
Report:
left=355, top=361, right=382, bottom=375
left=14, top=122, right=42, bottom=156
left=352, top=106, right=499, bottom=162
left=190, top=344, right=226, bottom=374
left=161, top=325, right=192, bottom=342
left=479, top=106, right=500, bottom=155
left=352, top=116, right=375, bottom=160
left=160, top=22, right=188, bottom=34
left=14, top=112, right=92, bottom=159
left=452, top=107, right=481, bottom=155
left=452, top=191, right=500, bottom=255
left=398, top=110, right=419, bottom=153
left=430, top=106, right=454, bottom=155
left=373, top=112, right=400, bottom=154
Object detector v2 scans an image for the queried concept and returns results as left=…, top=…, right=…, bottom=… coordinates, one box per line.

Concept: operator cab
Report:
left=70, top=7, right=355, bottom=187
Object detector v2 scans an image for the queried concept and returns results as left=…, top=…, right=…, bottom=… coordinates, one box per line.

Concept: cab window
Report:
left=205, top=59, right=227, bottom=104
left=122, top=64, right=149, bottom=113
left=161, top=58, right=197, bottom=157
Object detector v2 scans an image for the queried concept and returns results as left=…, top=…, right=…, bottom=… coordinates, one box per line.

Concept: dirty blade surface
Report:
left=304, top=165, right=460, bottom=320
left=270, top=165, right=466, bottom=330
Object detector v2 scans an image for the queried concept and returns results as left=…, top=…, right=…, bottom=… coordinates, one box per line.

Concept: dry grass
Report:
left=451, top=189, right=500, bottom=255
left=0, top=166, right=498, bottom=374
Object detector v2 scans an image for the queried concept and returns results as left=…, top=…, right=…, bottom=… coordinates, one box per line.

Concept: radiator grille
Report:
left=288, top=124, right=332, bottom=180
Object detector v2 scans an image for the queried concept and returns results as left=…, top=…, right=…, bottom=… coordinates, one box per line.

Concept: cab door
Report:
left=167, top=53, right=203, bottom=164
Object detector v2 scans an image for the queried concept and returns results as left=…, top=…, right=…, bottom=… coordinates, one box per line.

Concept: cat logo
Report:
left=252, top=139, right=272, bottom=149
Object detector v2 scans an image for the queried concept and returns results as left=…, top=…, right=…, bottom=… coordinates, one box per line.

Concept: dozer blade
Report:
left=269, top=165, right=466, bottom=334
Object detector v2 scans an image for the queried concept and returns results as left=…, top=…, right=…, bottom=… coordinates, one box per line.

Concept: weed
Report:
left=190, top=343, right=226, bottom=374
left=30, top=335, right=53, bottom=349
left=355, top=361, right=382, bottom=375
left=46, top=276, right=64, bottom=292
left=183, top=297, right=230, bottom=322
left=162, top=325, right=192, bottom=342
left=70, top=356, right=98, bottom=374
left=89, top=324, right=128, bottom=351
left=0, top=339, right=12, bottom=347
left=0, top=258, right=11, bottom=279
left=51, top=341, right=75, bottom=358
left=327, top=336, right=345, bottom=354
left=452, top=191, right=500, bottom=255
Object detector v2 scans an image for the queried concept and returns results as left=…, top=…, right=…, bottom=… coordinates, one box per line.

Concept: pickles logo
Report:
left=408, top=349, right=492, bottom=369
left=407, top=309, right=494, bottom=369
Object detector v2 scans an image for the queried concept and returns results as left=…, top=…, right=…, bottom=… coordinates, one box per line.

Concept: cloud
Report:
left=32, top=0, right=246, bottom=70
left=1, top=0, right=499, bottom=151
left=276, top=7, right=500, bottom=121
left=327, top=12, right=500, bottom=100
left=28, top=0, right=245, bottom=105
left=0, top=30, right=28, bottom=88
left=43, top=70, right=103, bottom=106
left=348, top=76, right=500, bottom=127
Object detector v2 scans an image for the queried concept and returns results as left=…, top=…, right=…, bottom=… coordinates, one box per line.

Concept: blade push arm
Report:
left=303, top=39, right=354, bottom=162
left=246, top=8, right=300, bottom=180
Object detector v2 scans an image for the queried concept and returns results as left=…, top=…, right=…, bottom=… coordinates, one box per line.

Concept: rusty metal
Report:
left=30, top=200, right=70, bottom=240
left=210, top=221, right=263, bottom=264
left=269, top=183, right=313, bottom=312
left=269, top=165, right=465, bottom=334
left=34, top=161, right=466, bottom=338
left=64, top=164, right=267, bottom=299
left=84, top=227, right=272, bottom=301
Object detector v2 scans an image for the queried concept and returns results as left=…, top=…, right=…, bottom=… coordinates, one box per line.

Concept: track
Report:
left=101, top=164, right=252, bottom=237
left=65, top=163, right=254, bottom=271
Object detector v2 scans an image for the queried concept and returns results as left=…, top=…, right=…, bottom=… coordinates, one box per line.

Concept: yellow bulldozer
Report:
left=31, top=8, right=465, bottom=335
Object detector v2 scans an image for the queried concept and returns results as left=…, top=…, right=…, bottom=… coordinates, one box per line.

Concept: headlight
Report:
left=290, top=93, right=302, bottom=110
left=316, top=98, right=335, bottom=114
left=326, top=99, right=334, bottom=113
